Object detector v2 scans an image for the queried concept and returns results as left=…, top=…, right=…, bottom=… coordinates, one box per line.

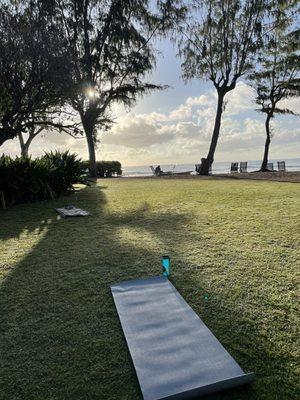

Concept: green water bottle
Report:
left=161, top=256, right=170, bottom=277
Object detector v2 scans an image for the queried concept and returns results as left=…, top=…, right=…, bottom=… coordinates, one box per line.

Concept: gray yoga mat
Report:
left=111, top=276, right=253, bottom=400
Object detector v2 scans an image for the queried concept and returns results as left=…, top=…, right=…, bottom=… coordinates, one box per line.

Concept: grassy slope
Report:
left=0, top=179, right=299, bottom=400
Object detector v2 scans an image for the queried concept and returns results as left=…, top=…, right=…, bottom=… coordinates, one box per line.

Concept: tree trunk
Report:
left=0, top=191, right=6, bottom=209
left=21, top=145, right=29, bottom=158
left=18, top=132, right=33, bottom=158
left=200, top=91, right=225, bottom=175
left=84, top=124, right=98, bottom=178
left=260, top=113, right=272, bottom=172
left=18, top=132, right=28, bottom=158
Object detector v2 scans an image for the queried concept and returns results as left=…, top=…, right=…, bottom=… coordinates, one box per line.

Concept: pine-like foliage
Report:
left=249, top=1, right=300, bottom=171
left=0, top=2, right=74, bottom=147
left=40, top=0, right=184, bottom=177
left=178, top=0, right=265, bottom=174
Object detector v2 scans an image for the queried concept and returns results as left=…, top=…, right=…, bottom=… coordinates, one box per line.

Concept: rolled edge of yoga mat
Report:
left=156, top=373, right=255, bottom=400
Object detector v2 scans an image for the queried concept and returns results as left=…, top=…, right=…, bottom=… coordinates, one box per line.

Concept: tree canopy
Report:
left=43, top=0, right=185, bottom=176
left=249, top=1, right=300, bottom=170
left=0, top=2, right=78, bottom=147
left=178, top=0, right=265, bottom=174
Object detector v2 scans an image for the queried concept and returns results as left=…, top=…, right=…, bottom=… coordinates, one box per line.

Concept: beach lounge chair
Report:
left=267, top=162, right=274, bottom=171
left=240, top=162, right=248, bottom=173
left=150, top=165, right=156, bottom=175
left=230, top=162, right=239, bottom=173
left=150, top=165, right=174, bottom=176
left=277, top=161, right=286, bottom=172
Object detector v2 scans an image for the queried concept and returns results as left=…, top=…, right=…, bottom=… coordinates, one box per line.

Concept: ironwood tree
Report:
left=249, top=1, right=300, bottom=171
left=178, top=0, right=265, bottom=175
left=0, top=2, right=80, bottom=150
left=48, top=0, right=184, bottom=177
left=17, top=122, right=44, bottom=158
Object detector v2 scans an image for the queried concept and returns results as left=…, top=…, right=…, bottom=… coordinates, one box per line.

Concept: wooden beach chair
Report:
left=150, top=165, right=174, bottom=176
left=240, top=162, right=248, bottom=173
left=267, top=162, right=274, bottom=171
left=277, top=161, right=286, bottom=172
left=150, top=165, right=156, bottom=175
left=230, top=162, right=239, bottom=173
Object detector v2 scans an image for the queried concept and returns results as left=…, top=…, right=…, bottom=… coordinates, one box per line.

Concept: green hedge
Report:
left=0, top=151, right=87, bottom=208
left=82, top=160, right=122, bottom=177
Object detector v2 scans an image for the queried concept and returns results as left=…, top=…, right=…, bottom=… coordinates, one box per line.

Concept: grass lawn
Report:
left=0, top=178, right=299, bottom=400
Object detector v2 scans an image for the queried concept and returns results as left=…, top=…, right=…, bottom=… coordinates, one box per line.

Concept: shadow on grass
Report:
left=0, top=183, right=298, bottom=400
left=0, top=185, right=108, bottom=241
left=0, top=184, right=188, bottom=400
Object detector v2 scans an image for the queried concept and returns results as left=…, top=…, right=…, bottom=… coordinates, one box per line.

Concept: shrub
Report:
left=0, top=151, right=87, bottom=208
left=42, top=151, right=87, bottom=193
left=82, top=160, right=122, bottom=177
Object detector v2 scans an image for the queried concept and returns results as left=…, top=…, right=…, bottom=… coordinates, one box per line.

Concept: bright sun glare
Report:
left=86, top=88, right=97, bottom=99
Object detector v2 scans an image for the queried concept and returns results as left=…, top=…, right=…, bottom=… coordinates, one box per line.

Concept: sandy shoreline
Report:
left=122, top=171, right=300, bottom=183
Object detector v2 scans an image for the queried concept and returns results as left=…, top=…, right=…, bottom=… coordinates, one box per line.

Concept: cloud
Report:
left=186, top=94, right=215, bottom=107
left=277, top=97, right=300, bottom=115
left=1, top=129, right=88, bottom=159
left=1, top=81, right=299, bottom=165
left=104, top=114, right=174, bottom=148
left=169, top=104, right=192, bottom=120
left=224, top=82, right=256, bottom=115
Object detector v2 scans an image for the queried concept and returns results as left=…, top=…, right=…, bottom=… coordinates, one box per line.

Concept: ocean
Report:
left=122, top=158, right=300, bottom=177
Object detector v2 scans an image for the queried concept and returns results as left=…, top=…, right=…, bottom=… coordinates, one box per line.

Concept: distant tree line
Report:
left=0, top=0, right=299, bottom=175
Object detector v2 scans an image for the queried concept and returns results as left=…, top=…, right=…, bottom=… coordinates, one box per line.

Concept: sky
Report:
left=2, top=38, right=300, bottom=166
